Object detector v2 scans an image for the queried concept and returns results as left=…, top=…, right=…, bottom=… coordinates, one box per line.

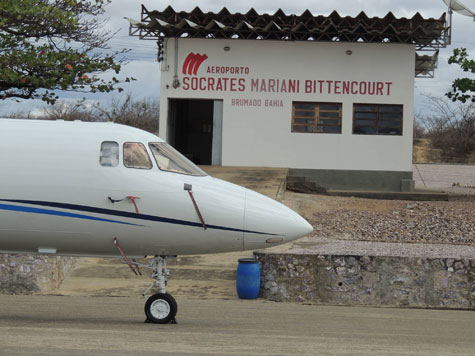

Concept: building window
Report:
left=291, top=102, right=342, bottom=134
left=353, top=104, right=403, bottom=135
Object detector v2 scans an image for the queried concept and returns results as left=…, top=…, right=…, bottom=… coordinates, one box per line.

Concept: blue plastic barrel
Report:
left=236, top=258, right=260, bottom=299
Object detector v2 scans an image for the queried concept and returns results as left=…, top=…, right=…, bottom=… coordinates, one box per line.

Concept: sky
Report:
left=1, top=0, right=474, bottom=117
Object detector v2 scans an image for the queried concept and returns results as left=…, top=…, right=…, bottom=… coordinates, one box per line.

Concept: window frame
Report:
left=291, top=101, right=342, bottom=134
left=352, top=103, right=403, bottom=136
left=123, top=142, right=153, bottom=170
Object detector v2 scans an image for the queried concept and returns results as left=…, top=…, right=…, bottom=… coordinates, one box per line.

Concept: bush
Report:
left=419, top=96, right=475, bottom=163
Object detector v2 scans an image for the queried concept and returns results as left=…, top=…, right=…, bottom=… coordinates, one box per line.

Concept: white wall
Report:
left=159, top=38, right=415, bottom=172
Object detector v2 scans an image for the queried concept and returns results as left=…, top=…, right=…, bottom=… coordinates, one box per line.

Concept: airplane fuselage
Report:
left=0, top=119, right=312, bottom=258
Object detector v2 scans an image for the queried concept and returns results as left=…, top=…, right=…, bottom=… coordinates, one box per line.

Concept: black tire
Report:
left=144, top=293, right=177, bottom=324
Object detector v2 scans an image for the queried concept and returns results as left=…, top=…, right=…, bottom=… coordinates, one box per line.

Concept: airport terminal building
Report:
left=130, top=6, right=448, bottom=191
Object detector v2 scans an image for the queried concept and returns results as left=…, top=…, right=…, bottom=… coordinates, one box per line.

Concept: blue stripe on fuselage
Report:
left=0, top=199, right=276, bottom=236
left=0, top=203, right=146, bottom=227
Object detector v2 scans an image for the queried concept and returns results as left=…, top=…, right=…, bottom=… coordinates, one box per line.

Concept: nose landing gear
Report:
left=125, top=255, right=177, bottom=324
left=113, top=239, right=177, bottom=324
left=137, top=255, right=177, bottom=324
left=141, top=256, right=177, bottom=324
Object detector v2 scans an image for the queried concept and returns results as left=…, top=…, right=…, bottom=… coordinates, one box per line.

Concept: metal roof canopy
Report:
left=129, top=5, right=450, bottom=78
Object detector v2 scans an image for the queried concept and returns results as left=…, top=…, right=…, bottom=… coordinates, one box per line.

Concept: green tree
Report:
left=446, top=48, right=475, bottom=103
left=0, top=0, right=131, bottom=104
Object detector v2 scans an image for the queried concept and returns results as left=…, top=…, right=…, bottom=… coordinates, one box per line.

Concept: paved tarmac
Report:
left=0, top=294, right=474, bottom=356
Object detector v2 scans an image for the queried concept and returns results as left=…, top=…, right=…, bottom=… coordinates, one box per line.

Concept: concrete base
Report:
left=255, top=239, right=475, bottom=309
left=289, top=168, right=414, bottom=192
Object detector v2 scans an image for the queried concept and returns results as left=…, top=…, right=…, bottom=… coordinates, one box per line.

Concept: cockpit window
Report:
left=149, top=142, right=207, bottom=176
left=100, top=141, right=119, bottom=167
left=123, top=142, right=153, bottom=169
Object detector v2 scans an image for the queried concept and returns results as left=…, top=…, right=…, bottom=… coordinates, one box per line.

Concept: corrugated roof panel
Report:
left=131, top=6, right=449, bottom=77
left=139, top=6, right=446, bottom=44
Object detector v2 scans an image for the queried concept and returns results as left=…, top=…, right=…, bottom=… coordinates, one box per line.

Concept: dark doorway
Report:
left=168, top=99, right=221, bottom=166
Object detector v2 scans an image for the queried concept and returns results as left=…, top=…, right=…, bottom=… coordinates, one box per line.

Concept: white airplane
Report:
left=0, top=118, right=313, bottom=323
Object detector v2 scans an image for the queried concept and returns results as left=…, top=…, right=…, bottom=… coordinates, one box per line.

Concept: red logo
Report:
left=182, top=52, right=208, bottom=75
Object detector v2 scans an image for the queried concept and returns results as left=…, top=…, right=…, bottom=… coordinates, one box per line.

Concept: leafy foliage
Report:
left=446, top=48, right=475, bottom=103
left=0, top=0, right=131, bottom=104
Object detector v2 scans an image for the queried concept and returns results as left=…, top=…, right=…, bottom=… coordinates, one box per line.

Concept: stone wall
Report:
left=255, top=252, right=475, bottom=309
left=0, top=254, right=76, bottom=294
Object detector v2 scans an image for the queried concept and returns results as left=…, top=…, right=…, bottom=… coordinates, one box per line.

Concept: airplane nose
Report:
left=243, top=189, right=313, bottom=250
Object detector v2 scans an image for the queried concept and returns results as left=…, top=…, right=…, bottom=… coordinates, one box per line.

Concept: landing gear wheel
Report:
left=145, top=293, right=177, bottom=324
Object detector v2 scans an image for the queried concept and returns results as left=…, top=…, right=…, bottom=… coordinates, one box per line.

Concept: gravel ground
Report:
left=297, top=164, right=475, bottom=247
left=310, top=201, right=475, bottom=245
left=284, top=193, right=475, bottom=246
